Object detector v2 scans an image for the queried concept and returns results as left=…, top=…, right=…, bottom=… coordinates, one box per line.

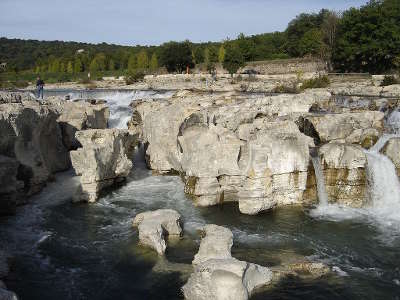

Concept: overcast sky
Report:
left=0, top=0, right=366, bottom=46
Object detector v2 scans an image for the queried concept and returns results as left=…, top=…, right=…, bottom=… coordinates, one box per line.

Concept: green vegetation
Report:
left=301, top=75, right=330, bottom=90
left=380, top=75, right=399, bottom=87
left=1, top=0, right=399, bottom=87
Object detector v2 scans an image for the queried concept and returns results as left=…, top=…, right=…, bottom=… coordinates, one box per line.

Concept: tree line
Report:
left=0, top=0, right=399, bottom=83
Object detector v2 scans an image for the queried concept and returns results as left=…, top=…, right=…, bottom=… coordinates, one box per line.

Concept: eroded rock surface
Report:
left=298, top=111, right=384, bottom=148
left=132, top=209, right=182, bottom=255
left=70, top=129, right=137, bottom=202
left=381, top=137, right=400, bottom=177
left=0, top=156, right=21, bottom=215
left=319, top=143, right=368, bottom=207
left=0, top=102, right=70, bottom=204
left=183, top=225, right=273, bottom=300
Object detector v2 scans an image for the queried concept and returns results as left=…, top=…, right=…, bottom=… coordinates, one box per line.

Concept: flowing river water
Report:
left=1, top=90, right=400, bottom=299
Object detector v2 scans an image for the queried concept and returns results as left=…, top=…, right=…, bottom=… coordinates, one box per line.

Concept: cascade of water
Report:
left=364, top=134, right=400, bottom=227
left=311, top=155, right=329, bottom=206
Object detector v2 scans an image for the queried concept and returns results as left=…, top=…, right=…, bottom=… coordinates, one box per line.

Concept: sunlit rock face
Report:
left=70, top=129, right=137, bottom=202
left=381, top=137, right=400, bottom=178
left=132, top=90, right=326, bottom=214
left=182, top=225, right=273, bottom=300
left=0, top=102, right=70, bottom=202
left=298, top=111, right=384, bottom=148
left=318, top=143, right=368, bottom=207
left=132, top=209, right=182, bottom=255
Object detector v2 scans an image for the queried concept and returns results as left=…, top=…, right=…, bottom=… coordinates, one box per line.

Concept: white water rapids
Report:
left=310, top=111, right=400, bottom=240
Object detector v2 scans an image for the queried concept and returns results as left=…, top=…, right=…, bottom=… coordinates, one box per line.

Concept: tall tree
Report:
left=150, top=53, right=159, bottom=71
left=74, top=58, right=83, bottom=73
left=136, top=50, right=149, bottom=69
left=223, top=44, right=245, bottom=76
left=218, top=45, right=226, bottom=63
left=67, top=61, right=74, bottom=73
left=160, top=41, right=194, bottom=73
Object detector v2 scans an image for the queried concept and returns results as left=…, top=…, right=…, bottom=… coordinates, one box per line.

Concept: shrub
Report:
left=380, top=75, right=399, bottom=87
left=272, top=83, right=300, bottom=94
left=301, top=75, right=330, bottom=90
left=125, top=70, right=145, bottom=85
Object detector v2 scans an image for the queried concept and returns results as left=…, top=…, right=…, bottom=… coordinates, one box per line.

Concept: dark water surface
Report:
left=1, top=149, right=400, bottom=300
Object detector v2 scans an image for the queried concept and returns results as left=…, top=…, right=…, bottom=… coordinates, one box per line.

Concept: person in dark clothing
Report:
left=36, top=76, right=45, bottom=99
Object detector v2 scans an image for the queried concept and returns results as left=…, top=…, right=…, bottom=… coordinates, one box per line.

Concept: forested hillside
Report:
left=1, top=0, right=399, bottom=86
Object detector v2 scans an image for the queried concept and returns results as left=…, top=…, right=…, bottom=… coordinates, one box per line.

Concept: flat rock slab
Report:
left=133, top=209, right=182, bottom=255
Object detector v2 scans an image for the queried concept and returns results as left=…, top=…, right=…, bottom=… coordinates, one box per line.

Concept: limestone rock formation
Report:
left=0, top=91, right=36, bottom=104
left=45, top=98, right=109, bottom=150
left=132, top=91, right=324, bottom=214
left=0, top=102, right=70, bottom=201
left=0, top=287, right=18, bottom=300
left=298, top=112, right=384, bottom=148
left=182, top=225, right=273, bottom=300
left=70, top=129, right=137, bottom=202
left=132, top=209, right=182, bottom=255
left=381, top=137, right=400, bottom=177
left=0, top=251, right=18, bottom=300
left=318, top=143, right=368, bottom=207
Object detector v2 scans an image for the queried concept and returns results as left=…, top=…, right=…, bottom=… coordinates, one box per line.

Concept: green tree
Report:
left=218, top=45, right=226, bottom=63
left=223, top=44, right=245, bottom=76
left=298, top=29, right=324, bottom=57
left=74, top=58, right=83, bottom=73
left=128, top=54, right=137, bottom=72
left=193, top=47, right=205, bottom=64
left=333, top=0, right=400, bottom=73
left=136, top=50, right=149, bottom=69
left=150, top=53, right=159, bottom=71
left=89, top=59, right=99, bottom=78
left=50, top=59, right=60, bottom=73
left=67, top=61, right=73, bottom=73
left=109, top=59, right=115, bottom=71
left=160, top=41, right=194, bottom=73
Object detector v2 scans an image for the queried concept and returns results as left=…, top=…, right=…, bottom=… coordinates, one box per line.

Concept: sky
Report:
left=0, top=0, right=367, bottom=46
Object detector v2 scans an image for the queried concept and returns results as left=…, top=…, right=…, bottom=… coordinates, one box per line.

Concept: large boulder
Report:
left=132, top=209, right=182, bottom=255
left=0, top=91, right=36, bottom=104
left=0, top=102, right=70, bottom=198
left=70, top=129, right=137, bottom=202
left=0, top=288, right=18, bottom=300
left=381, top=137, right=400, bottom=178
left=318, top=143, right=368, bottom=207
left=182, top=225, right=273, bottom=300
left=298, top=111, right=384, bottom=148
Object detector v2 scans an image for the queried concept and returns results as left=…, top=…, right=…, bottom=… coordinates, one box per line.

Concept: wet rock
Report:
left=70, top=129, right=137, bottom=202
left=0, top=102, right=70, bottom=199
left=299, top=112, right=384, bottom=147
left=319, top=143, right=368, bottom=207
left=183, top=225, right=273, bottom=300
left=381, top=137, right=400, bottom=178
left=0, top=287, right=18, bottom=300
left=132, top=209, right=182, bottom=255
left=193, top=225, right=233, bottom=266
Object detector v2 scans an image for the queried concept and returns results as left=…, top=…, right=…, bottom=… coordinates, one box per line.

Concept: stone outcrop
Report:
left=0, top=251, right=18, bottom=300
left=70, top=129, right=137, bottom=202
left=318, top=143, right=368, bottom=207
left=381, top=137, right=400, bottom=177
left=182, top=225, right=273, bottom=300
left=132, top=91, right=328, bottom=214
left=132, top=209, right=182, bottom=255
left=298, top=111, right=384, bottom=148
left=0, top=91, right=35, bottom=104
left=45, top=98, right=110, bottom=150
left=0, top=102, right=70, bottom=206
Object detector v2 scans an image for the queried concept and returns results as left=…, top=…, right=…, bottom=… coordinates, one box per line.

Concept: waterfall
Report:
left=364, top=134, right=400, bottom=227
left=311, top=155, right=329, bottom=206
left=67, top=90, right=174, bottom=129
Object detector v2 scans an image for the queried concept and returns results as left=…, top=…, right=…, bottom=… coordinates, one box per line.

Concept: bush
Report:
left=125, top=70, right=145, bottom=85
left=272, top=83, right=300, bottom=94
left=380, top=75, right=399, bottom=87
left=301, top=75, right=330, bottom=90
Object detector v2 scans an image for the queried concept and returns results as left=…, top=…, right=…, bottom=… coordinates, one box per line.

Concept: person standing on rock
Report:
left=36, top=76, right=45, bottom=99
